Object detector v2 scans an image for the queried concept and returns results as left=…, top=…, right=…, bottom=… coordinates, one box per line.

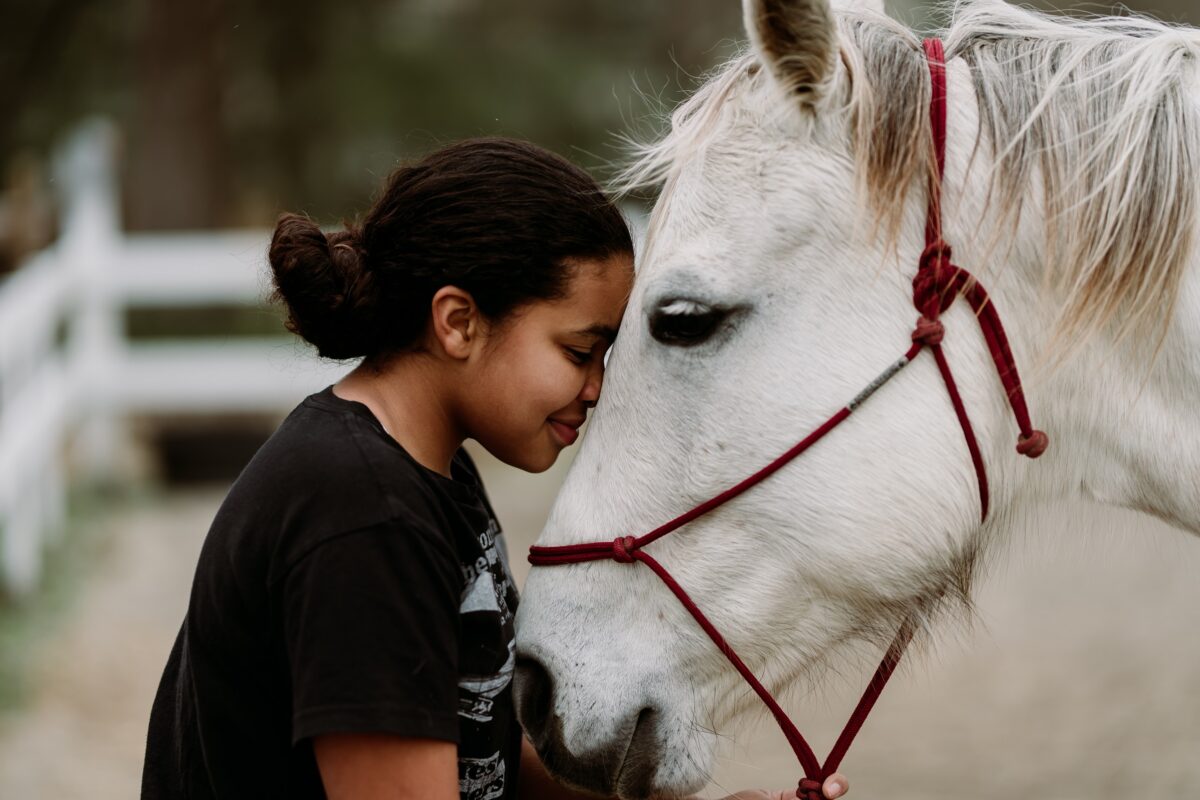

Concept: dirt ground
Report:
left=1, top=445, right=1197, bottom=799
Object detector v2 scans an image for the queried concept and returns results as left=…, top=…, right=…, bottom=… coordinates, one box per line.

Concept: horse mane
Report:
left=618, top=0, right=1200, bottom=352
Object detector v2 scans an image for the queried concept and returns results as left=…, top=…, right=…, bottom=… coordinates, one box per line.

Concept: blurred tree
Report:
left=125, top=0, right=229, bottom=229
left=0, top=0, right=1193, bottom=232
left=0, top=0, right=132, bottom=164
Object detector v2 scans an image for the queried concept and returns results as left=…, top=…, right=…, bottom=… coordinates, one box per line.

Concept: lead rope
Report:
left=528, top=39, right=1047, bottom=800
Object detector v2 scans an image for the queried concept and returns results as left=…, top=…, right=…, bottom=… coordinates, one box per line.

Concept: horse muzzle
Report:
left=514, top=653, right=671, bottom=799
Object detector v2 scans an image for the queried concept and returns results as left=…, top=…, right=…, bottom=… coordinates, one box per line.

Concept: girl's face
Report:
left=466, top=254, right=633, bottom=472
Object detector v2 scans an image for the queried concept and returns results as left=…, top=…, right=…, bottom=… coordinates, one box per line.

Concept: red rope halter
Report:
left=528, top=39, right=1047, bottom=799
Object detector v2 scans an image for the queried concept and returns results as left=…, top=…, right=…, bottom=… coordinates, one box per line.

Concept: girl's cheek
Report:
left=551, top=366, right=583, bottom=409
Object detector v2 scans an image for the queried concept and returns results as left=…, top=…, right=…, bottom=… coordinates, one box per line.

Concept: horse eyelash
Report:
left=660, top=299, right=713, bottom=316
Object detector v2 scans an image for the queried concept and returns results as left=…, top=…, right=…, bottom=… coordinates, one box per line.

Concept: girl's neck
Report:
left=333, top=354, right=464, bottom=477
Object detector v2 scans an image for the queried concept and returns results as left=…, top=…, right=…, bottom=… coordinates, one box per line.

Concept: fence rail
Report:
left=0, top=121, right=346, bottom=595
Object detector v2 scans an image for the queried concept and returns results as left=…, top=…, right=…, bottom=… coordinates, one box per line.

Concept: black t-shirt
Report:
left=142, top=385, right=522, bottom=800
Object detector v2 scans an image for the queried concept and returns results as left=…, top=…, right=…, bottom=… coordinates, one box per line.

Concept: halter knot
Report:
left=912, top=240, right=957, bottom=319
left=797, top=778, right=824, bottom=800
left=1016, top=429, right=1049, bottom=458
left=612, top=536, right=638, bottom=563
left=919, top=239, right=953, bottom=271
left=911, top=315, right=945, bottom=346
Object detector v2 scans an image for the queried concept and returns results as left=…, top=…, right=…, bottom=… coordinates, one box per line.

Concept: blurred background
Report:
left=0, top=1, right=1197, bottom=798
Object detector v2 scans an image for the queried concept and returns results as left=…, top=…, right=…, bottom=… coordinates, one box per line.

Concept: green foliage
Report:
left=3, top=0, right=1193, bottom=229
left=1, top=0, right=744, bottom=228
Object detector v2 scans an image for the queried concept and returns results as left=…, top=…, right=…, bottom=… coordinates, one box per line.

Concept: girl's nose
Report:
left=579, top=362, right=604, bottom=407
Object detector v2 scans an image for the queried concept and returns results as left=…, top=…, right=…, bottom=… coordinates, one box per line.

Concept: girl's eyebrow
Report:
left=572, top=324, right=619, bottom=343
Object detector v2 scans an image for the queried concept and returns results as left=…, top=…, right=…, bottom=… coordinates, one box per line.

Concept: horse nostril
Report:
left=513, top=656, right=554, bottom=744
left=616, top=706, right=661, bottom=797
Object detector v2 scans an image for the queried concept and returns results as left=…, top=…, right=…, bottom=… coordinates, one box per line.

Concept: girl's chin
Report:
left=494, top=439, right=560, bottom=474
left=516, top=455, right=558, bottom=474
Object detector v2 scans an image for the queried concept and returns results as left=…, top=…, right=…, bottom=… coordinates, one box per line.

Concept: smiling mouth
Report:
left=548, top=418, right=582, bottom=446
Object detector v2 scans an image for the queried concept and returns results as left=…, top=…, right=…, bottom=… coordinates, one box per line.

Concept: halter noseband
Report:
left=528, top=39, right=1047, bottom=799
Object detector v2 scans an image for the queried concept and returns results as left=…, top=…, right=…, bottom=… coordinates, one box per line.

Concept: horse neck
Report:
left=1031, top=278, right=1200, bottom=535
left=941, top=61, right=1200, bottom=536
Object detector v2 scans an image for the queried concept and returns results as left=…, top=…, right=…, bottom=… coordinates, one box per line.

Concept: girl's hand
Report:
left=711, top=772, right=849, bottom=800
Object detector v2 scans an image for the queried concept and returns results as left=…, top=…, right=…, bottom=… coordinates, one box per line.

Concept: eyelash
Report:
left=566, top=348, right=594, bottom=365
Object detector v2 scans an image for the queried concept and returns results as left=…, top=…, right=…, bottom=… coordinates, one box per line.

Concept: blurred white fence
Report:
left=0, top=121, right=347, bottom=596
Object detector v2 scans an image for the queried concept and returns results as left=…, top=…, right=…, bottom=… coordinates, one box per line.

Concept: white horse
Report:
left=515, top=0, right=1200, bottom=796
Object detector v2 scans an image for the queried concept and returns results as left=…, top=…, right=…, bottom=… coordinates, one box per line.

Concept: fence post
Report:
left=55, top=119, right=124, bottom=484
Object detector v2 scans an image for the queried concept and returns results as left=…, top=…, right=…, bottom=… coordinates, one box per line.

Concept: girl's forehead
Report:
left=534, top=255, right=632, bottom=332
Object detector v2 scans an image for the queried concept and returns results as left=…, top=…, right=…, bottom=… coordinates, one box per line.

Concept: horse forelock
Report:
left=618, top=0, right=1200, bottom=357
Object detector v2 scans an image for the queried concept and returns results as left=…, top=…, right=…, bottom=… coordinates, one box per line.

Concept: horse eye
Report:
left=649, top=300, right=729, bottom=346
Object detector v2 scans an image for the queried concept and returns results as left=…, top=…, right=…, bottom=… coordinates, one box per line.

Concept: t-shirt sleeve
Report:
left=281, top=520, right=463, bottom=745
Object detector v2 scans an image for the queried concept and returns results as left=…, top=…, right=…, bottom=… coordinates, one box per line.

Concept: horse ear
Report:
left=743, top=0, right=838, bottom=105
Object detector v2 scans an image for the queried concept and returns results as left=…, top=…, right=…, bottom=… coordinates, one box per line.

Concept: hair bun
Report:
left=268, top=213, right=379, bottom=359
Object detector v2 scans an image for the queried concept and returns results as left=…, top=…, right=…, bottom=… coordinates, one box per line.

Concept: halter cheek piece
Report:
left=528, top=40, right=1047, bottom=799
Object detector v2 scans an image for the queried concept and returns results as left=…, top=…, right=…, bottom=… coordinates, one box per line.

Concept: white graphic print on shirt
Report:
left=460, top=519, right=514, bottom=624
left=459, top=641, right=516, bottom=723
left=459, top=750, right=506, bottom=800
left=457, top=519, right=516, bottom=799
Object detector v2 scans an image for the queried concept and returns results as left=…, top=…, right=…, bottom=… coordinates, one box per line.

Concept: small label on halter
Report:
left=847, top=357, right=912, bottom=411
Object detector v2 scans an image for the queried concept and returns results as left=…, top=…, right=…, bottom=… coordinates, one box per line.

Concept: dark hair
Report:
left=268, top=138, right=633, bottom=360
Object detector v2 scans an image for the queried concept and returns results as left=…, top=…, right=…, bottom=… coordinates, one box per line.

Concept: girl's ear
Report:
left=429, top=285, right=482, bottom=360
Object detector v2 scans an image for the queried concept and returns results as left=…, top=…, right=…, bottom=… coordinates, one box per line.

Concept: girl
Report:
left=141, top=138, right=848, bottom=800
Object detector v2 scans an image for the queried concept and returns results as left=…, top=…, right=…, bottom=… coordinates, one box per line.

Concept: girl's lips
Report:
left=548, top=419, right=580, bottom=446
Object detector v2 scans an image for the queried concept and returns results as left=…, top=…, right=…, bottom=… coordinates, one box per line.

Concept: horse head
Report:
left=514, top=0, right=1200, bottom=795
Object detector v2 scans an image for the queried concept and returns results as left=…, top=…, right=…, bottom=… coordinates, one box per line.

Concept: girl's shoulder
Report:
left=206, top=386, right=492, bottom=579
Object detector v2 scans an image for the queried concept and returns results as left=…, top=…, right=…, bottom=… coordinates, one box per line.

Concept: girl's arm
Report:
left=314, top=733, right=459, bottom=800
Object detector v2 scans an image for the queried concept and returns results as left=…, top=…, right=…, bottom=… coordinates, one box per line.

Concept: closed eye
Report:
left=649, top=299, right=731, bottom=346
left=565, top=347, right=594, bottom=365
